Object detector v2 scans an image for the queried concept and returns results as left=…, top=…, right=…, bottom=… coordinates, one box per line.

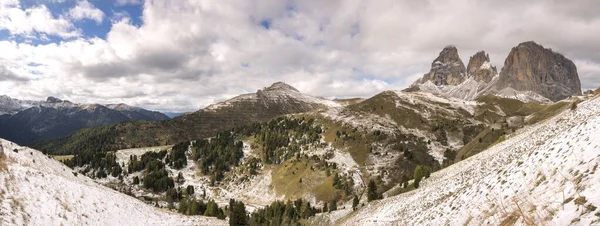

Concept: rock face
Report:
left=46, top=96, right=63, bottom=103
left=496, top=41, right=581, bottom=101
left=467, top=51, right=496, bottom=83
left=411, top=46, right=467, bottom=87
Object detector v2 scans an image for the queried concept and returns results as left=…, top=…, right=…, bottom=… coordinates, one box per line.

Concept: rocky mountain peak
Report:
left=467, top=51, right=497, bottom=83
left=46, top=96, right=63, bottom=103
left=435, top=45, right=460, bottom=62
left=263, top=81, right=300, bottom=92
left=496, top=41, right=581, bottom=101
left=410, top=45, right=467, bottom=87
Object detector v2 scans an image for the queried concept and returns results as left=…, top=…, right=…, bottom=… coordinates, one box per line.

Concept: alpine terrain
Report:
left=408, top=41, right=581, bottom=104
left=0, top=96, right=169, bottom=145
left=2, top=0, right=600, bottom=225
left=23, top=37, right=595, bottom=224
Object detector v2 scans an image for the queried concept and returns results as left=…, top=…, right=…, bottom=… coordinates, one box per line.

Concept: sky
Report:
left=0, top=0, right=599, bottom=113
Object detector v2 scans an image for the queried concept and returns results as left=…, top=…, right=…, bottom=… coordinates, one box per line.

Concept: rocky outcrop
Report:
left=467, top=51, right=496, bottom=83
left=46, top=96, right=64, bottom=103
left=411, top=46, right=467, bottom=87
left=263, top=81, right=300, bottom=92
left=496, top=41, right=581, bottom=101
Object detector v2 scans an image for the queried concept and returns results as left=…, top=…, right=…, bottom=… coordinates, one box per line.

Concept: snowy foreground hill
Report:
left=332, top=95, right=600, bottom=225
left=0, top=140, right=226, bottom=226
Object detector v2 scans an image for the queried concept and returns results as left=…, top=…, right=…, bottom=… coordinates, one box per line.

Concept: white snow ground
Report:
left=115, top=145, right=173, bottom=167
left=0, top=140, right=226, bottom=226
left=337, top=95, right=600, bottom=225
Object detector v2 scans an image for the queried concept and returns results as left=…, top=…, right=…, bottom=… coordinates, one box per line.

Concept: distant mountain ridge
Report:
left=0, top=95, right=169, bottom=145
left=408, top=41, right=581, bottom=103
left=33, top=82, right=340, bottom=155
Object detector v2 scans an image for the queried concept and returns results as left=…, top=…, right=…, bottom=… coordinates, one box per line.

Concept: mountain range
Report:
left=1, top=41, right=597, bottom=226
left=0, top=95, right=169, bottom=145
left=31, top=82, right=343, bottom=155
left=407, top=41, right=581, bottom=103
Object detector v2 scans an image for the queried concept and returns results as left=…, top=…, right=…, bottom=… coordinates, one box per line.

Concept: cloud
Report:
left=0, top=2, right=79, bottom=38
left=575, top=60, right=600, bottom=90
left=1, top=0, right=600, bottom=112
left=0, top=65, right=28, bottom=82
left=68, top=1, right=105, bottom=24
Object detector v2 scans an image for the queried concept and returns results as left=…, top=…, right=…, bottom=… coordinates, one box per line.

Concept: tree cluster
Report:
left=191, top=131, right=244, bottom=184
left=248, top=199, right=318, bottom=226
left=178, top=198, right=225, bottom=220
left=127, top=150, right=168, bottom=173
left=143, top=168, right=174, bottom=192
left=252, top=117, right=322, bottom=164
left=65, top=151, right=122, bottom=179
left=167, top=141, right=189, bottom=169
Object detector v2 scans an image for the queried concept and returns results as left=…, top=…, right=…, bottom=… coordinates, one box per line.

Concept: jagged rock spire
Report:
left=411, top=45, right=467, bottom=87
left=467, top=51, right=497, bottom=83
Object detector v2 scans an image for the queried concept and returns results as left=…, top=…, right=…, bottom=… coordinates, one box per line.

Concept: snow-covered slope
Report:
left=204, top=82, right=340, bottom=111
left=494, top=87, right=552, bottom=103
left=337, top=95, right=600, bottom=225
left=0, top=140, right=226, bottom=226
left=415, top=76, right=552, bottom=104
left=0, top=95, right=39, bottom=115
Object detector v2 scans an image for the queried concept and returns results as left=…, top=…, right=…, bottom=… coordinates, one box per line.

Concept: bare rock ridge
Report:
left=467, top=51, right=496, bottom=83
left=263, top=81, right=300, bottom=92
left=45, top=96, right=65, bottom=103
left=495, top=41, right=581, bottom=101
left=408, top=41, right=581, bottom=102
left=410, top=46, right=467, bottom=87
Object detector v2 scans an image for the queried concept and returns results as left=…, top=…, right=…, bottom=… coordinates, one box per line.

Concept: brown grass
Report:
left=271, top=158, right=338, bottom=203
left=0, top=149, right=7, bottom=171
left=52, top=155, right=74, bottom=161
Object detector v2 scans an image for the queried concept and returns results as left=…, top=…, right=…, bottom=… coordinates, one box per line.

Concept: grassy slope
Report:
left=51, top=155, right=74, bottom=161
left=271, top=158, right=338, bottom=203
left=457, top=95, right=572, bottom=161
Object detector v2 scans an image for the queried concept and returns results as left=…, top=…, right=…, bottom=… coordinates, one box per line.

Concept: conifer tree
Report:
left=367, top=179, right=380, bottom=201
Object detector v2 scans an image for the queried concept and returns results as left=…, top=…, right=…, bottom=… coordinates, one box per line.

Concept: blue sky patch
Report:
left=3, top=0, right=145, bottom=45
left=260, top=19, right=272, bottom=30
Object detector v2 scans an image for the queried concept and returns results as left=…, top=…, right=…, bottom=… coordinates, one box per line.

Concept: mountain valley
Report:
left=2, top=40, right=598, bottom=226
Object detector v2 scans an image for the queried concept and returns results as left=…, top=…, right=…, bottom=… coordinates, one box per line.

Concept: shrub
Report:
left=570, top=101, right=578, bottom=111
left=414, top=166, right=424, bottom=188
left=0, top=148, right=6, bottom=171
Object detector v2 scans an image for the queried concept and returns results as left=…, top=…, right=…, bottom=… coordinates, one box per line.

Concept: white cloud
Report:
left=1, top=0, right=599, bottom=112
left=68, top=1, right=105, bottom=24
left=0, top=3, right=79, bottom=38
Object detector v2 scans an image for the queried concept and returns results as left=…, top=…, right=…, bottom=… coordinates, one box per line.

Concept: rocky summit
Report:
left=410, top=46, right=467, bottom=87
left=408, top=41, right=581, bottom=103
left=467, top=51, right=496, bottom=83
left=495, top=41, right=581, bottom=101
